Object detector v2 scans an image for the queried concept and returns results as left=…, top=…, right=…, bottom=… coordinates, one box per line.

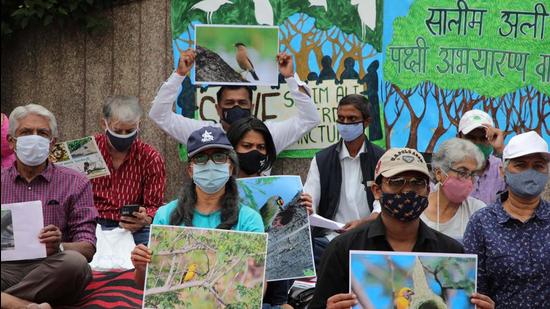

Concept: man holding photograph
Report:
left=1, top=104, right=97, bottom=309
left=309, top=148, right=495, bottom=309
left=149, top=49, right=320, bottom=157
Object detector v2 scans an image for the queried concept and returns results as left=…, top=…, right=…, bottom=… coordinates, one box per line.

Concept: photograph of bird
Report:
left=234, top=43, right=259, bottom=81
left=190, top=0, right=233, bottom=24
left=394, top=287, right=414, bottom=309
left=180, top=263, right=198, bottom=284
left=260, top=195, right=284, bottom=229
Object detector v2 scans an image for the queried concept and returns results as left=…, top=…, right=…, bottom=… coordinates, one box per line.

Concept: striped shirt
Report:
left=1, top=163, right=97, bottom=245
left=91, top=134, right=166, bottom=221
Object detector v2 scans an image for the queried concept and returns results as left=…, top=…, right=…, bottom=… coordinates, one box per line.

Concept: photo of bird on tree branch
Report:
left=350, top=251, right=477, bottom=309
left=142, top=226, right=267, bottom=309
left=194, top=25, right=279, bottom=86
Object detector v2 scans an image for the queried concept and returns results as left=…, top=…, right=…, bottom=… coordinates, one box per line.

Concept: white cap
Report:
left=503, top=131, right=550, bottom=160
left=458, top=110, right=494, bottom=135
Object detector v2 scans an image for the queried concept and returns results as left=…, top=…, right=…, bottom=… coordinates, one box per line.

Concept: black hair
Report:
left=216, top=86, right=253, bottom=104
left=226, top=116, right=276, bottom=173
left=338, top=94, right=371, bottom=120
left=169, top=151, right=241, bottom=230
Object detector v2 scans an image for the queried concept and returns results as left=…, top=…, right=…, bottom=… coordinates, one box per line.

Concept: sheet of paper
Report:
left=1, top=201, right=46, bottom=261
left=309, top=214, right=345, bottom=230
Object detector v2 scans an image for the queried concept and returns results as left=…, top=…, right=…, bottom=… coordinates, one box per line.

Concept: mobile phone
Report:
left=120, top=204, right=140, bottom=217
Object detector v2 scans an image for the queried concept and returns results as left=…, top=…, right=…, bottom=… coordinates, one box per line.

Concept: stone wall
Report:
left=1, top=0, right=548, bottom=201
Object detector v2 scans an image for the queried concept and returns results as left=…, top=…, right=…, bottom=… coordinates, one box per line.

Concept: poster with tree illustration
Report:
left=237, top=175, right=316, bottom=281
left=142, top=225, right=267, bottom=309
left=171, top=0, right=548, bottom=160
left=350, top=251, right=477, bottom=309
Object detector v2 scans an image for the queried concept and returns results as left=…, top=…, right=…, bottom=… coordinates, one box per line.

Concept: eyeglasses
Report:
left=448, top=167, right=477, bottom=180
left=190, top=152, right=229, bottom=165
left=383, top=177, right=428, bottom=192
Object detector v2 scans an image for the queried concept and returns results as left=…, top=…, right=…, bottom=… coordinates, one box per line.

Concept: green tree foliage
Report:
left=1, top=0, right=121, bottom=39
left=171, top=0, right=383, bottom=51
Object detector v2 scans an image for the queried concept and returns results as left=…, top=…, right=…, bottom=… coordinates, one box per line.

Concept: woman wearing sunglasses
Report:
left=420, top=138, right=487, bottom=241
left=130, top=126, right=264, bottom=287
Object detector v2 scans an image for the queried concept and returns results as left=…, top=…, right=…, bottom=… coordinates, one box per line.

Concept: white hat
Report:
left=503, top=131, right=550, bottom=160
left=374, top=148, right=431, bottom=181
left=458, top=110, right=494, bottom=135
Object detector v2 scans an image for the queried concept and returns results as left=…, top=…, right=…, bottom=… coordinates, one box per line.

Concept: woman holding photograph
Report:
left=227, top=116, right=313, bottom=309
left=130, top=126, right=264, bottom=287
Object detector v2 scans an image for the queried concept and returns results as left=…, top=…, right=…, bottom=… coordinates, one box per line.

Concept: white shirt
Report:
left=420, top=195, right=486, bottom=241
left=148, top=72, right=321, bottom=155
left=303, top=141, right=379, bottom=240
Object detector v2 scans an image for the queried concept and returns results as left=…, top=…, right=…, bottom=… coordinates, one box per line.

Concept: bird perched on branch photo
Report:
left=181, top=263, right=198, bottom=284
left=235, top=43, right=259, bottom=80
left=394, top=287, right=414, bottom=309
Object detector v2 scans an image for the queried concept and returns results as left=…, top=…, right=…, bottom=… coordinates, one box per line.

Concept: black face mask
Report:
left=237, top=150, right=268, bottom=175
left=222, top=107, right=251, bottom=125
left=106, top=129, right=137, bottom=152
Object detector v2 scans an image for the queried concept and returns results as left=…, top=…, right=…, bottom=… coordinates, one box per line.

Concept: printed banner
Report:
left=237, top=175, right=316, bottom=281
left=143, top=225, right=267, bottom=309
left=350, top=250, right=478, bottom=309
left=49, top=136, right=110, bottom=179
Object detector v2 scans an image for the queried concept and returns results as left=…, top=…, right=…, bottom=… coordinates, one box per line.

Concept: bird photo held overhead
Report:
left=194, top=24, right=279, bottom=86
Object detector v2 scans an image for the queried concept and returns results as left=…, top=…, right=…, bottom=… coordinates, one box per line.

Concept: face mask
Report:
left=337, top=121, right=364, bottom=142
left=15, top=135, right=51, bottom=166
left=381, top=191, right=429, bottom=222
left=222, top=107, right=251, bottom=125
left=476, top=143, right=493, bottom=161
left=440, top=172, right=473, bottom=204
left=105, top=126, right=138, bottom=152
left=505, top=169, right=549, bottom=199
left=192, top=160, right=230, bottom=194
left=237, top=150, right=268, bottom=175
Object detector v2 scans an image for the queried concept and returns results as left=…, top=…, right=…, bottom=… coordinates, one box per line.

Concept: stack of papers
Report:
left=309, top=214, right=345, bottom=230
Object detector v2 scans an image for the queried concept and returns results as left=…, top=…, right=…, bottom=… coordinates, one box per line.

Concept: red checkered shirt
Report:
left=1, top=163, right=97, bottom=245
left=91, top=134, right=166, bottom=221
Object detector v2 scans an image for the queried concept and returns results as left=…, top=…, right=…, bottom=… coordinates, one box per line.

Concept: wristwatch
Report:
left=58, top=243, right=64, bottom=253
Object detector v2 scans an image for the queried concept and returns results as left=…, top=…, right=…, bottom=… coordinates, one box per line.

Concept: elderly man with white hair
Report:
left=464, top=131, right=550, bottom=308
left=1, top=104, right=97, bottom=309
left=421, top=138, right=486, bottom=242
left=91, top=96, right=166, bottom=245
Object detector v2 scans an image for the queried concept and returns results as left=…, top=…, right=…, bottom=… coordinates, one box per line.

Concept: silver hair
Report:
left=102, top=95, right=143, bottom=123
left=8, top=104, right=58, bottom=138
left=432, top=137, right=485, bottom=175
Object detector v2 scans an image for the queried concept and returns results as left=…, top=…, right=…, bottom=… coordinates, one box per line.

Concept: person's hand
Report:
left=338, top=219, right=364, bottom=233
left=120, top=206, right=150, bottom=233
left=39, top=225, right=62, bottom=256
left=131, top=244, right=152, bottom=272
left=276, top=52, right=294, bottom=78
left=327, top=293, right=357, bottom=309
left=300, top=192, right=313, bottom=215
left=470, top=292, right=495, bottom=309
left=483, top=124, right=504, bottom=155
left=176, top=49, right=196, bottom=76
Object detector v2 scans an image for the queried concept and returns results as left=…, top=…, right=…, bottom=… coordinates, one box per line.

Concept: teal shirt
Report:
left=153, top=200, right=264, bottom=232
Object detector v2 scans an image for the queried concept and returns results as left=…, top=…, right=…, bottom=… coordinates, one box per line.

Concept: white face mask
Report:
left=15, top=135, right=51, bottom=166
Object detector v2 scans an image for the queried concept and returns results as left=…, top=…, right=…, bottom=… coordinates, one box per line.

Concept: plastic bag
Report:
left=89, top=225, right=135, bottom=271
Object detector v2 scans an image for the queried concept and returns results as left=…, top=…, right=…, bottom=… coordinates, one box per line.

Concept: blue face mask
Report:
left=192, top=160, right=230, bottom=194
left=337, top=121, right=364, bottom=142
left=505, top=169, right=549, bottom=199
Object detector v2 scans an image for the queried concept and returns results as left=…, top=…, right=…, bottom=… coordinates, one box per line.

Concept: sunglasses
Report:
left=383, top=177, right=428, bottom=192
left=190, top=152, right=229, bottom=165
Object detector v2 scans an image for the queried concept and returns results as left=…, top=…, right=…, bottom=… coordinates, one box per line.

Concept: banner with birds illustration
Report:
left=142, top=225, right=267, bottom=309
left=237, top=175, right=316, bottom=281
left=194, top=24, right=279, bottom=86
left=349, top=251, right=477, bottom=309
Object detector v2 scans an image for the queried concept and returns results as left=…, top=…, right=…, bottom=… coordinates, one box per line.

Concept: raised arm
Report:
left=265, top=52, right=321, bottom=154
left=148, top=49, right=213, bottom=144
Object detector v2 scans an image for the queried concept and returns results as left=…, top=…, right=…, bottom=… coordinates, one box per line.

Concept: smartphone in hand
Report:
left=120, top=204, right=140, bottom=218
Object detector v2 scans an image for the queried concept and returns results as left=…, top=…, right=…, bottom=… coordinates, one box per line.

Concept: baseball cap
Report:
left=458, top=110, right=495, bottom=135
left=187, top=126, right=234, bottom=158
left=374, top=148, right=431, bottom=181
left=503, top=131, right=550, bottom=160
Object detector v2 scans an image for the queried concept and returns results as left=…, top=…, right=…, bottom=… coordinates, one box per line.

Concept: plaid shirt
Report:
left=1, top=163, right=97, bottom=245
left=91, top=134, right=165, bottom=221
